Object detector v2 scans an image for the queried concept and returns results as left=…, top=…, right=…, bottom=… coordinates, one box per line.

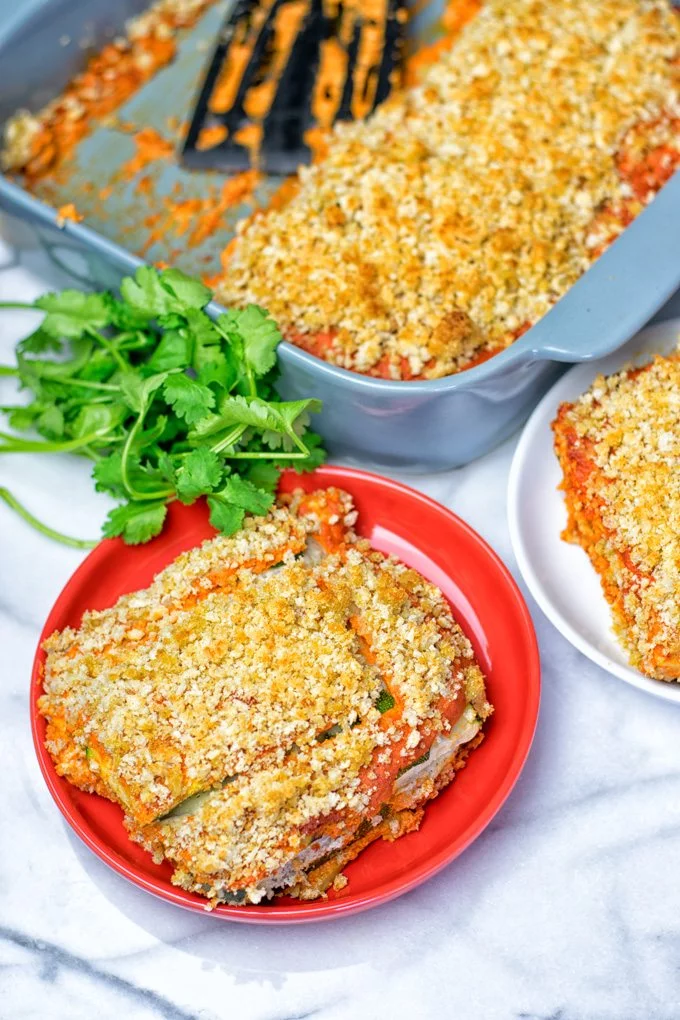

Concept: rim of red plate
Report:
left=31, top=465, right=540, bottom=923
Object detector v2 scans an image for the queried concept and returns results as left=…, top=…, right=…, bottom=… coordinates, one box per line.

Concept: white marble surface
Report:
left=1, top=227, right=680, bottom=1020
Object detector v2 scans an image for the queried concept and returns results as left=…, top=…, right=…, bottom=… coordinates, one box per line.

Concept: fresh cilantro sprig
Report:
left=0, top=267, right=325, bottom=547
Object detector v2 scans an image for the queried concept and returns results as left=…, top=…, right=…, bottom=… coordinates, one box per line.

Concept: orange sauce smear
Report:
left=119, top=126, right=175, bottom=178
left=55, top=202, right=84, bottom=226
left=135, top=170, right=261, bottom=255
left=195, top=123, right=229, bottom=151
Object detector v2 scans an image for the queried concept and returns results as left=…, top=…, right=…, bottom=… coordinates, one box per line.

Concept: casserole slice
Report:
left=39, top=487, right=492, bottom=903
left=553, top=352, right=680, bottom=680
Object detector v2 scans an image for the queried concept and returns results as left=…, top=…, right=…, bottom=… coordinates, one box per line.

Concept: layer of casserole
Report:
left=39, top=487, right=492, bottom=904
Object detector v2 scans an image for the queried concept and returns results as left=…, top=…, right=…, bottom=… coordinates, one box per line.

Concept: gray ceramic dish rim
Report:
left=2, top=106, right=679, bottom=395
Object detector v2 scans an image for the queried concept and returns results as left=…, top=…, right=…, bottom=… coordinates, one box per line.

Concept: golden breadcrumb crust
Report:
left=553, top=352, right=680, bottom=680
left=39, top=488, right=491, bottom=903
left=218, top=0, right=680, bottom=380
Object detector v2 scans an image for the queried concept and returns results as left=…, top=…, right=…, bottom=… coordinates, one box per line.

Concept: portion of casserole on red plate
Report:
left=38, top=488, right=492, bottom=907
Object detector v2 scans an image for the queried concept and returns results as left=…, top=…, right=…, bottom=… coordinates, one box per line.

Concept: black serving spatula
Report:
left=181, top=0, right=407, bottom=175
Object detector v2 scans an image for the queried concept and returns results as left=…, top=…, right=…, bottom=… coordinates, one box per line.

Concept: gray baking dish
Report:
left=1, top=0, right=679, bottom=470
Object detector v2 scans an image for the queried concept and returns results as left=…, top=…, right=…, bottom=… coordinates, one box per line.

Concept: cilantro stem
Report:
left=289, top=431, right=310, bottom=455
left=0, top=487, right=97, bottom=549
left=50, top=377, right=120, bottom=392
left=226, top=451, right=309, bottom=460
left=85, top=327, right=128, bottom=373
left=0, top=302, right=40, bottom=310
left=120, top=406, right=145, bottom=499
left=135, top=487, right=175, bottom=500
left=118, top=334, right=152, bottom=351
left=210, top=424, right=248, bottom=454
left=80, top=445, right=104, bottom=462
left=118, top=401, right=174, bottom=501
left=0, top=429, right=112, bottom=453
left=0, top=365, right=19, bottom=377
left=70, top=395, right=117, bottom=405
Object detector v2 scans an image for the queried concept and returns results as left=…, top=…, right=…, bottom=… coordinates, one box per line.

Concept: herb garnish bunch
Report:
left=0, top=267, right=324, bottom=547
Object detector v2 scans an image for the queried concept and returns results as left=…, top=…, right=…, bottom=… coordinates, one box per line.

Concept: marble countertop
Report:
left=1, top=228, right=680, bottom=1020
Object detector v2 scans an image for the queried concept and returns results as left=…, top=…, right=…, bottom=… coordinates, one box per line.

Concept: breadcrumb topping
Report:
left=39, top=489, right=490, bottom=902
left=217, top=0, right=680, bottom=380
left=553, top=350, right=680, bottom=680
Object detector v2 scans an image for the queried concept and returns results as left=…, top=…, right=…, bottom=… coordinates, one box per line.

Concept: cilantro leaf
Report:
left=154, top=414, right=185, bottom=445
left=244, top=461, right=280, bottom=494
left=145, top=329, right=191, bottom=373
left=216, top=475, right=274, bottom=514
left=93, top=452, right=125, bottom=497
left=185, top=308, right=221, bottom=346
left=18, top=327, right=62, bottom=355
left=191, top=395, right=321, bottom=441
left=102, top=293, right=151, bottom=330
left=6, top=403, right=43, bottom=432
left=102, top=500, right=167, bottom=544
left=120, top=267, right=177, bottom=318
left=205, top=475, right=273, bottom=535
left=0, top=270, right=326, bottom=549
left=36, top=405, right=65, bottom=439
left=134, top=413, right=169, bottom=452
left=272, top=401, right=321, bottom=435
left=95, top=451, right=167, bottom=498
left=120, top=371, right=172, bottom=414
left=18, top=337, right=93, bottom=383
left=157, top=450, right=177, bottom=484
left=207, top=498, right=245, bottom=536
left=217, top=305, right=281, bottom=377
left=187, top=309, right=238, bottom=391
left=121, top=267, right=212, bottom=319
left=156, top=312, right=186, bottom=330
left=175, top=448, right=223, bottom=504
left=119, top=374, right=145, bottom=413
left=77, top=349, right=118, bottom=384
left=34, top=291, right=110, bottom=338
left=70, top=402, right=127, bottom=440
left=163, top=374, right=215, bottom=425
left=196, top=346, right=234, bottom=390
left=261, top=405, right=318, bottom=450
left=159, top=269, right=212, bottom=310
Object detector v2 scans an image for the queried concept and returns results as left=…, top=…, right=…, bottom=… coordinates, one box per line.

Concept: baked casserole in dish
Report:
left=1, top=0, right=679, bottom=467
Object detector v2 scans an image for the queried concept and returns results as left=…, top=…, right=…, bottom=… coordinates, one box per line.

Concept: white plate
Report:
left=508, top=317, right=680, bottom=702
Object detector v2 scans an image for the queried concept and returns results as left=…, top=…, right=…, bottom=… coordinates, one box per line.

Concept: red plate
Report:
left=31, top=466, right=540, bottom=923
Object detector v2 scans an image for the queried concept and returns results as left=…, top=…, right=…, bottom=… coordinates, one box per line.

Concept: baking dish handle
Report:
left=512, top=172, right=680, bottom=364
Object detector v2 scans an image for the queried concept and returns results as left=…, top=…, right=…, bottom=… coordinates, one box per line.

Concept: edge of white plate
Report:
left=508, top=317, right=680, bottom=703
